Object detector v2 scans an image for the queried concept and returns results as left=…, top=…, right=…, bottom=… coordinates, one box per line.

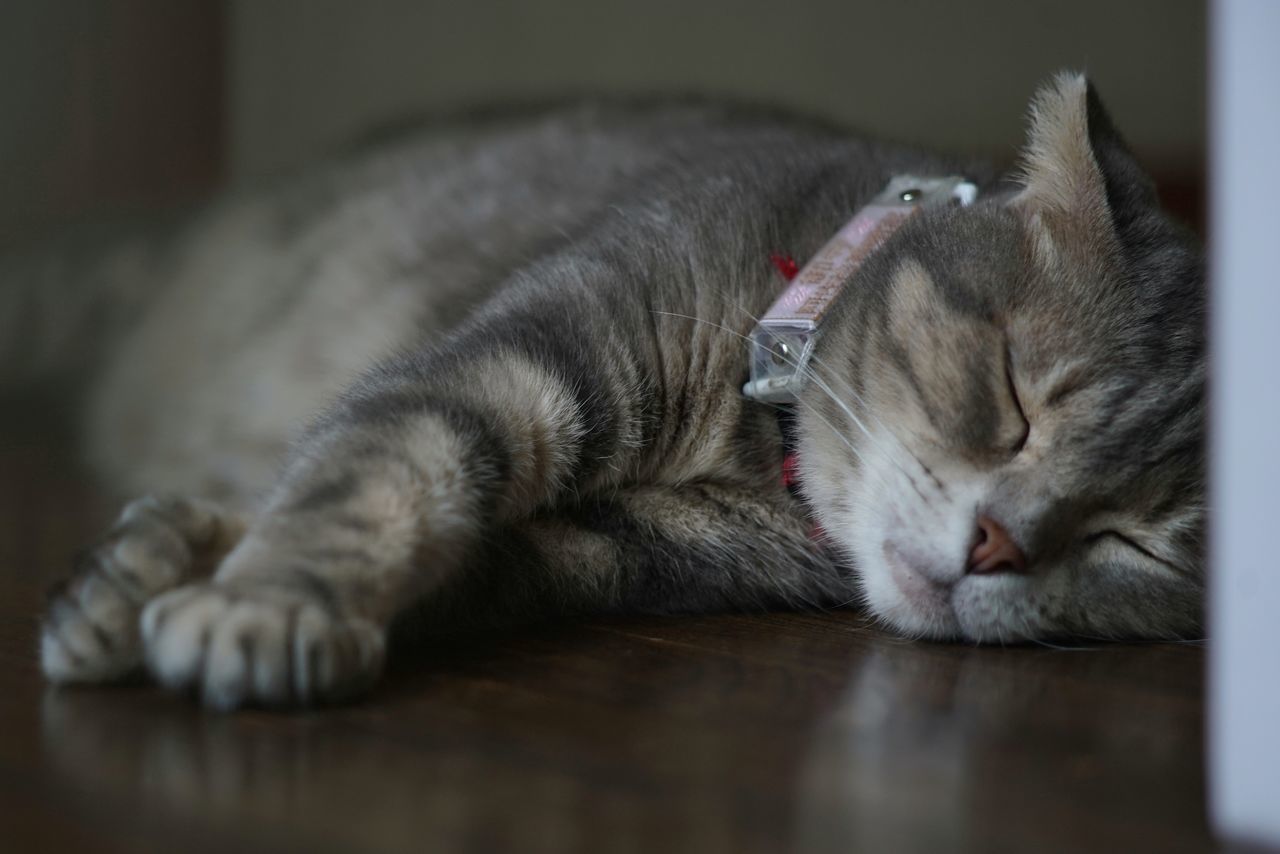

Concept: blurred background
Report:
left=0, top=0, right=1205, bottom=242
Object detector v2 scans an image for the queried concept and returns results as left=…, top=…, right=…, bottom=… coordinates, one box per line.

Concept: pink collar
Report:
left=744, top=175, right=978, bottom=404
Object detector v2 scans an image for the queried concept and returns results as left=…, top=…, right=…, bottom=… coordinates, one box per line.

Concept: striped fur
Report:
left=17, top=76, right=1205, bottom=708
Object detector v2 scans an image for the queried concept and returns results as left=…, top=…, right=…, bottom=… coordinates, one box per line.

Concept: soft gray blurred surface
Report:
left=230, top=0, right=1204, bottom=179
left=1, top=1, right=1204, bottom=233
left=0, top=1, right=223, bottom=238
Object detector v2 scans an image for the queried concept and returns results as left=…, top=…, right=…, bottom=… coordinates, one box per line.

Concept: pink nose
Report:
left=967, top=516, right=1028, bottom=575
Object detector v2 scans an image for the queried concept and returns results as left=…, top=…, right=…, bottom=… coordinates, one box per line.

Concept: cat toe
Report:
left=41, top=569, right=145, bottom=683
left=141, top=584, right=229, bottom=693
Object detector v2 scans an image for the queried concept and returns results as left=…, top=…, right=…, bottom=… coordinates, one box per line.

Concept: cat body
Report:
left=17, top=74, right=1205, bottom=708
left=97, top=104, right=977, bottom=503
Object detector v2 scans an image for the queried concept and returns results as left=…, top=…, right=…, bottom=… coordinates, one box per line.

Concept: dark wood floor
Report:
left=0, top=417, right=1214, bottom=854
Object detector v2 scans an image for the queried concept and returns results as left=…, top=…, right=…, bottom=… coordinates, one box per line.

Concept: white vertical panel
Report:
left=1210, top=0, right=1280, bottom=845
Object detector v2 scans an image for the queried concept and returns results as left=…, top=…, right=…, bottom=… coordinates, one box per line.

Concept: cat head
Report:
left=801, top=72, right=1205, bottom=641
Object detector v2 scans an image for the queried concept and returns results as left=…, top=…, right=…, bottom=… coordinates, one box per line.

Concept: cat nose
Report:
left=967, top=515, right=1028, bottom=575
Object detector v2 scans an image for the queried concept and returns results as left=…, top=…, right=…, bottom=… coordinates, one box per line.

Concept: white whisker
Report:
left=651, top=310, right=872, bottom=468
left=699, top=291, right=936, bottom=491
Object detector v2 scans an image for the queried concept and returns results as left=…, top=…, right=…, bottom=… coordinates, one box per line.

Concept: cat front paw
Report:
left=141, top=579, right=385, bottom=709
left=41, top=494, right=239, bottom=684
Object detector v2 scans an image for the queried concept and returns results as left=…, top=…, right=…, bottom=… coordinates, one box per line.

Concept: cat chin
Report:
left=860, top=544, right=962, bottom=639
left=863, top=541, right=1048, bottom=642
left=950, top=581, right=1047, bottom=644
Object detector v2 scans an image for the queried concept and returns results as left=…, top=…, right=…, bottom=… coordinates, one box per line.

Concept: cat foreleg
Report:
left=137, top=339, right=637, bottom=708
left=396, top=482, right=854, bottom=633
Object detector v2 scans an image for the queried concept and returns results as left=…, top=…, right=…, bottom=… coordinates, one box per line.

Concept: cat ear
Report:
left=1012, top=72, right=1157, bottom=257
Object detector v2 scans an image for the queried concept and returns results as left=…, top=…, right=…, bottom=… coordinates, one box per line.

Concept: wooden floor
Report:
left=0, top=417, right=1214, bottom=853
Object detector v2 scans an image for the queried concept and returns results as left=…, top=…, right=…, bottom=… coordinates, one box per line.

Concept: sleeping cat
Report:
left=15, top=72, right=1204, bottom=709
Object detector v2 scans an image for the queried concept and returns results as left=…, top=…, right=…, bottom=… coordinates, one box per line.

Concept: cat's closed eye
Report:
left=1003, top=345, right=1030, bottom=454
left=1084, top=530, right=1182, bottom=574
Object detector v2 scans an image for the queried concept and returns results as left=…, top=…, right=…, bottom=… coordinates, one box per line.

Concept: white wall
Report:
left=1209, top=0, right=1280, bottom=846
left=229, top=0, right=1204, bottom=180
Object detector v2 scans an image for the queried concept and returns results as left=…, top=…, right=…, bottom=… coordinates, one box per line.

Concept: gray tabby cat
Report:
left=14, top=72, right=1203, bottom=709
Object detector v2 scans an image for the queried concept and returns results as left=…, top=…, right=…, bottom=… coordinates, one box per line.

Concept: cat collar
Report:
left=742, top=175, right=978, bottom=403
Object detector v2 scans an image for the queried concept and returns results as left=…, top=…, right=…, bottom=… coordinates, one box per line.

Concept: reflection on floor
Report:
left=0, top=418, right=1211, bottom=853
